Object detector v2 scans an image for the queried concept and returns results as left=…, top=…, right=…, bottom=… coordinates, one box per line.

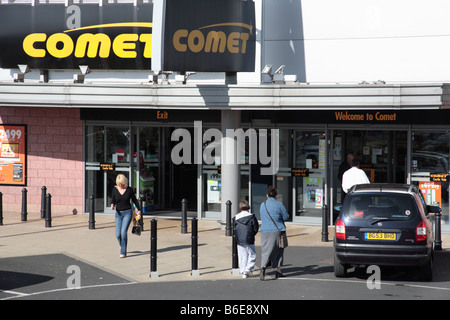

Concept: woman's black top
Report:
left=111, top=187, right=141, bottom=212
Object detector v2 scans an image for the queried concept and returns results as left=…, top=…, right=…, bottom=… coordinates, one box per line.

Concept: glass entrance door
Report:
left=331, top=128, right=408, bottom=223
left=293, top=130, right=327, bottom=223
left=136, top=127, right=160, bottom=212
left=85, top=125, right=132, bottom=213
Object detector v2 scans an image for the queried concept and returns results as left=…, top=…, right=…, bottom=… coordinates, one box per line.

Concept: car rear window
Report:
left=344, top=193, right=418, bottom=221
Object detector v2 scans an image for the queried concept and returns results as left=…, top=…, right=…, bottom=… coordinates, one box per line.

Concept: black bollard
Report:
left=231, top=221, right=239, bottom=275
left=45, top=193, right=52, bottom=228
left=435, top=210, right=443, bottom=251
left=191, top=217, right=199, bottom=276
left=150, top=219, right=158, bottom=278
left=40, top=186, right=47, bottom=219
left=89, top=195, right=95, bottom=230
left=321, top=204, right=329, bottom=242
left=0, top=192, right=3, bottom=226
left=181, top=198, right=188, bottom=234
left=225, top=200, right=232, bottom=236
left=139, top=198, right=144, bottom=231
left=21, top=188, right=28, bottom=222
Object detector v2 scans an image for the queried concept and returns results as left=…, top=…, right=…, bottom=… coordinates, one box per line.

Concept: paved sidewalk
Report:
left=1, top=213, right=448, bottom=283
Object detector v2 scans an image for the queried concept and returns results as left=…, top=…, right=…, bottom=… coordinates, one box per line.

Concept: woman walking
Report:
left=259, top=186, right=289, bottom=280
left=111, top=174, right=141, bottom=258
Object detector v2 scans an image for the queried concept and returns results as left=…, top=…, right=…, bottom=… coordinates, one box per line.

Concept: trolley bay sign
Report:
left=0, top=0, right=255, bottom=72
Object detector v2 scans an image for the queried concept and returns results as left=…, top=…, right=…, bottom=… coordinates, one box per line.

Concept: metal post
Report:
left=435, top=210, right=442, bottom=251
left=0, top=192, right=3, bottom=226
left=89, top=195, right=95, bottom=230
left=181, top=198, right=188, bottom=234
left=150, top=219, right=158, bottom=278
left=225, top=200, right=232, bottom=236
left=21, top=188, right=27, bottom=222
left=40, top=186, right=47, bottom=219
left=45, top=193, right=52, bottom=228
left=139, top=198, right=144, bottom=231
left=231, top=222, right=239, bottom=275
left=191, top=217, right=199, bottom=276
left=321, top=204, right=329, bottom=242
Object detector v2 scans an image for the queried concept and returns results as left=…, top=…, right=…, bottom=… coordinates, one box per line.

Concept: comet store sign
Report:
left=0, top=4, right=153, bottom=70
left=0, top=1, right=255, bottom=72
left=163, top=0, right=256, bottom=72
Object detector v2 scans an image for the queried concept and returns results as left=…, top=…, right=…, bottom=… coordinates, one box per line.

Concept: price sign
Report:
left=0, top=125, right=27, bottom=185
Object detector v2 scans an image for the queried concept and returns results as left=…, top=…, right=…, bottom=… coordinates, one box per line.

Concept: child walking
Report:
left=233, top=200, right=259, bottom=278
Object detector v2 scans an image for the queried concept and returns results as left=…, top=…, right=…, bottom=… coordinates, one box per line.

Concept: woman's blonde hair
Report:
left=115, top=174, right=128, bottom=188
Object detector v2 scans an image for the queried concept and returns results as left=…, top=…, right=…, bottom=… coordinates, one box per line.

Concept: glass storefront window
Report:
left=273, top=129, right=292, bottom=217
left=85, top=125, right=104, bottom=164
left=202, top=126, right=222, bottom=217
left=412, top=131, right=449, bottom=224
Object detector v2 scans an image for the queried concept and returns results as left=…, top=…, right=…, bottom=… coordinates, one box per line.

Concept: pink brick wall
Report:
left=0, top=106, right=83, bottom=215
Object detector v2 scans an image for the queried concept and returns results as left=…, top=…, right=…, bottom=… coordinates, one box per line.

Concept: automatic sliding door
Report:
left=293, top=130, right=326, bottom=223
left=331, top=128, right=407, bottom=223
left=84, top=125, right=131, bottom=213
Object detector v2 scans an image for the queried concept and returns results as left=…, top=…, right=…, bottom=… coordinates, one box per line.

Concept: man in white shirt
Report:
left=341, top=159, right=370, bottom=194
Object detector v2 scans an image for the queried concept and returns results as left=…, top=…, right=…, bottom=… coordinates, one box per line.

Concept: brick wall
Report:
left=0, top=106, right=83, bottom=215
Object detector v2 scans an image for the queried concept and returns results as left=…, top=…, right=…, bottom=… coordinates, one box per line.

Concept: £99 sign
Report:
left=0, top=125, right=27, bottom=186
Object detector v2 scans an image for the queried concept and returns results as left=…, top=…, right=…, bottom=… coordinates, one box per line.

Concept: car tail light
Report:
left=416, top=221, right=427, bottom=242
left=336, top=217, right=346, bottom=240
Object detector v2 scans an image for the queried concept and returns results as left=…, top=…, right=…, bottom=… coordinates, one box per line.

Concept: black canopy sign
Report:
left=162, top=0, right=256, bottom=72
left=0, top=4, right=153, bottom=70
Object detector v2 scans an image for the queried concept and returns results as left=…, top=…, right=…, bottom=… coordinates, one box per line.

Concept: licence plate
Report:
left=365, top=232, right=396, bottom=241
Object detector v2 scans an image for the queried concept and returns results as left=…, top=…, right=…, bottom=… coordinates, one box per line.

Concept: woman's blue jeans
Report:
left=115, top=209, right=133, bottom=255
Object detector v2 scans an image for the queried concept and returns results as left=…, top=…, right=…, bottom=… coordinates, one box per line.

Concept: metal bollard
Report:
left=21, top=188, right=28, bottom=222
left=150, top=219, right=158, bottom=278
left=231, top=222, right=239, bottom=275
left=45, top=193, right=52, bottom=228
left=0, top=192, right=3, bottom=226
left=321, top=204, right=329, bottom=242
left=139, top=198, right=144, bottom=231
left=89, top=195, right=95, bottom=230
left=40, top=186, right=47, bottom=219
left=181, top=198, right=188, bottom=234
left=191, top=217, right=199, bottom=276
left=225, top=200, right=232, bottom=236
left=435, top=210, right=443, bottom=251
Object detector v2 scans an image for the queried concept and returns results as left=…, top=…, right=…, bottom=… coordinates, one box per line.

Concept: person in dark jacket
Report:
left=233, top=200, right=259, bottom=278
left=111, top=174, right=141, bottom=258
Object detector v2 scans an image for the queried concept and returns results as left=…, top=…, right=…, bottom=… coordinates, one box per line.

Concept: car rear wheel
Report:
left=334, top=254, right=348, bottom=278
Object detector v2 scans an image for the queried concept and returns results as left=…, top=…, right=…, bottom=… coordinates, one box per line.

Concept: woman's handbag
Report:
left=278, top=231, right=288, bottom=249
left=131, top=222, right=141, bottom=235
left=131, top=210, right=142, bottom=236
left=264, top=201, right=288, bottom=248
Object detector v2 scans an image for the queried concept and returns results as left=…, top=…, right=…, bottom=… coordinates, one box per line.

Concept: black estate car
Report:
left=334, top=183, right=441, bottom=281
